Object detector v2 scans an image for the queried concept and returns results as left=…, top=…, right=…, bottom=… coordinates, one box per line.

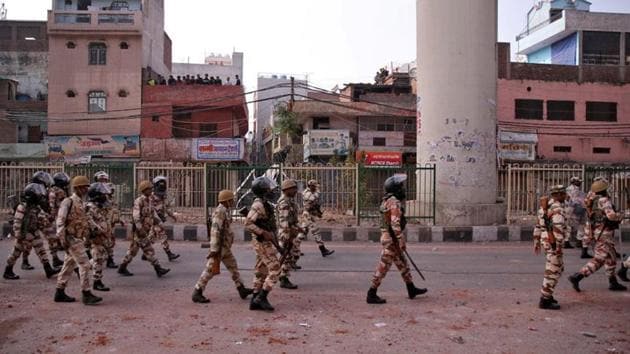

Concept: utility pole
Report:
left=289, top=76, right=295, bottom=112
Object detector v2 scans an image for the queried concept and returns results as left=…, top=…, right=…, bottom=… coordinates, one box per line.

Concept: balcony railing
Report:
left=97, top=13, right=135, bottom=24
left=516, top=12, right=564, bottom=41
left=48, top=10, right=142, bottom=33
left=54, top=12, right=91, bottom=24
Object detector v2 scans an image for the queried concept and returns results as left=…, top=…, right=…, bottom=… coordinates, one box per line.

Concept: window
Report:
left=88, top=91, right=106, bottom=113
left=515, top=99, right=543, bottom=120
left=593, top=147, right=611, bottom=154
left=583, top=31, right=620, bottom=65
left=88, top=43, right=107, bottom=65
left=78, top=0, right=91, bottom=11
left=373, top=137, right=386, bottom=146
left=152, top=115, right=160, bottom=122
left=200, top=123, right=218, bottom=137
left=172, top=112, right=192, bottom=138
left=586, top=102, right=617, bottom=122
left=120, top=42, right=129, bottom=50
left=377, top=124, right=395, bottom=131
left=66, top=41, right=76, bottom=49
left=66, top=89, right=76, bottom=98
left=313, top=117, right=330, bottom=129
left=553, top=146, right=572, bottom=153
left=118, top=89, right=128, bottom=97
left=547, top=101, right=574, bottom=121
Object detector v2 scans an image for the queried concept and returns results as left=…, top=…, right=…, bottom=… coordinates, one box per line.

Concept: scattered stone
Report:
left=582, top=332, right=597, bottom=338
left=448, top=336, right=465, bottom=344
left=374, top=322, right=387, bottom=328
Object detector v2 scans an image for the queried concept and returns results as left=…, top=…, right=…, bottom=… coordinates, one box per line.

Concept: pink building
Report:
left=47, top=0, right=170, bottom=137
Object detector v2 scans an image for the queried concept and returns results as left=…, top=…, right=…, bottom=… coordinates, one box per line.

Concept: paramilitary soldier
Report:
left=367, top=174, right=427, bottom=304
left=3, top=183, right=60, bottom=280
left=104, top=182, right=124, bottom=269
left=569, top=179, right=627, bottom=292
left=245, top=176, right=281, bottom=312
left=86, top=182, right=113, bottom=292
left=192, top=190, right=253, bottom=303
left=54, top=176, right=102, bottom=305
left=276, top=179, right=303, bottom=290
left=21, top=171, right=55, bottom=271
left=302, top=179, right=334, bottom=257
left=117, top=180, right=171, bottom=278
left=149, top=176, right=180, bottom=261
left=48, top=172, right=71, bottom=267
left=534, top=185, right=569, bottom=310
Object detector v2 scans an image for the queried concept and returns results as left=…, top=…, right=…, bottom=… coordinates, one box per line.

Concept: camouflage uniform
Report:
left=534, top=198, right=568, bottom=299
left=6, top=203, right=51, bottom=267
left=302, top=189, right=324, bottom=246
left=277, top=194, right=302, bottom=278
left=56, top=194, right=92, bottom=291
left=149, top=193, right=175, bottom=252
left=104, top=197, right=122, bottom=258
left=371, top=195, right=412, bottom=289
left=565, top=184, right=586, bottom=243
left=121, top=195, right=160, bottom=266
left=86, top=202, right=111, bottom=281
left=195, top=204, right=244, bottom=291
left=579, top=195, right=620, bottom=278
left=246, top=198, right=281, bottom=292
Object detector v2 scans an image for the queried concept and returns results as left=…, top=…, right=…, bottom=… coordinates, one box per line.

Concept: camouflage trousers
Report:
left=90, top=244, right=107, bottom=281
left=302, top=212, right=324, bottom=246
left=279, top=232, right=302, bottom=278
left=152, top=224, right=171, bottom=252
left=22, top=228, right=61, bottom=258
left=105, top=231, right=116, bottom=258
left=371, top=239, right=412, bottom=289
left=121, top=232, right=159, bottom=266
left=580, top=232, right=617, bottom=278
left=252, top=239, right=281, bottom=292
left=194, top=249, right=243, bottom=291
left=57, top=238, right=91, bottom=291
left=7, top=232, right=49, bottom=266
left=541, top=239, right=564, bottom=299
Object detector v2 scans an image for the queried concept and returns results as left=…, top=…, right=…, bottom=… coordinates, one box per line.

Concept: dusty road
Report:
left=1, top=239, right=629, bottom=353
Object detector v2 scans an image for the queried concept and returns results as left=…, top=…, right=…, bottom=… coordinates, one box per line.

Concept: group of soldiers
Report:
left=534, top=176, right=630, bottom=310
left=3, top=171, right=180, bottom=305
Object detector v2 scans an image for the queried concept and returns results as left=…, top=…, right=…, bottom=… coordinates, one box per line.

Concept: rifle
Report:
left=209, top=212, right=225, bottom=275
left=388, top=226, right=425, bottom=281
left=540, top=196, right=556, bottom=250
left=241, top=205, right=285, bottom=254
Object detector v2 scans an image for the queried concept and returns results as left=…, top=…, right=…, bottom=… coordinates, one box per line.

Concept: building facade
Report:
left=172, top=52, right=243, bottom=86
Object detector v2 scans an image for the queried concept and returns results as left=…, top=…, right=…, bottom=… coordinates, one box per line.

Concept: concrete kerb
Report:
left=3, top=221, right=629, bottom=243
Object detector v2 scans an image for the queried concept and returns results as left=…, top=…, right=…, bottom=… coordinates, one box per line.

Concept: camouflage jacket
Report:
left=537, top=198, right=569, bottom=244
left=245, top=198, right=275, bottom=236
left=56, top=193, right=89, bottom=241
left=12, top=203, right=47, bottom=239
left=132, top=195, right=154, bottom=234
left=379, top=195, right=405, bottom=239
left=210, top=204, right=234, bottom=253
left=276, top=194, right=300, bottom=237
left=588, top=194, right=620, bottom=231
left=150, top=193, right=175, bottom=224
left=86, top=202, right=111, bottom=245
left=48, top=186, right=67, bottom=222
left=302, top=189, right=320, bottom=214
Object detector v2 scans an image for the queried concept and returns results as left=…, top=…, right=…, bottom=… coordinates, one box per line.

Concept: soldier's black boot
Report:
left=249, top=292, right=261, bottom=310
left=44, top=262, right=61, bottom=279
left=237, top=285, right=254, bottom=299
left=569, top=273, right=584, bottom=292
left=580, top=247, right=593, bottom=259
left=549, top=296, right=558, bottom=304
left=106, top=256, right=117, bottom=269
left=52, top=254, right=64, bottom=268
left=279, top=276, right=298, bottom=289
left=319, top=245, right=335, bottom=257
left=251, top=290, right=274, bottom=312
left=406, top=282, right=428, bottom=299
left=539, top=296, right=560, bottom=310
left=3, top=265, right=19, bottom=280
left=618, top=261, right=629, bottom=282
left=366, top=287, right=386, bottom=304
left=154, top=264, right=170, bottom=278
left=609, top=276, right=627, bottom=291
left=93, top=280, right=110, bottom=292
left=563, top=241, right=574, bottom=249
left=192, top=288, right=210, bottom=303
left=21, top=256, right=34, bottom=270
left=166, top=250, right=180, bottom=261
left=54, top=288, right=75, bottom=303
left=82, top=290, right=102, bottom=305
left=117, top=263, right=134, bottom=276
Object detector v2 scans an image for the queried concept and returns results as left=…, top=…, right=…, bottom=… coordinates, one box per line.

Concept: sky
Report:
left=3, top=0, right=630, bottom=91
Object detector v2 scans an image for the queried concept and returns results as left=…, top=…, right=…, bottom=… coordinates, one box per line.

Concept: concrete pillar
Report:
left=416, top=0, right=504, bottom=226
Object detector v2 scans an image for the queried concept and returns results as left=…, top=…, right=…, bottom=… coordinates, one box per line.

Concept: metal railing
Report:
left=516, top=12, right=563, bottom=41
left=0, top=162, right=64, bottom=212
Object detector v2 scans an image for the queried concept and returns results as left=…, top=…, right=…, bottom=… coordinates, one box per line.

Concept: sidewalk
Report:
left=5, top=221, right=628, bottom=243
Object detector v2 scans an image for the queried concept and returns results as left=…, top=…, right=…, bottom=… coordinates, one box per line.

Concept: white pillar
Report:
left=417, top=0, right=504, bottom=225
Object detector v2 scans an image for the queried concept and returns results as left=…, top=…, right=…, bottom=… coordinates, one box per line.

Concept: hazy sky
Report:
left=3, top=0, right=630, bottom=91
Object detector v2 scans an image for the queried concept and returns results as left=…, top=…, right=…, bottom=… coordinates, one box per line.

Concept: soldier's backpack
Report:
left=589, top=195, right=621, bottom=230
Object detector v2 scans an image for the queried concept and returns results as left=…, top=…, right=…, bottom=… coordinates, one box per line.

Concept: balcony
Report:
left=47, top=10, right=143, bottom=35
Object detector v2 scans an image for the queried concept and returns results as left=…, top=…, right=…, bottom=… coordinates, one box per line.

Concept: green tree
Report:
left=273, top=103, right=301, bottom=138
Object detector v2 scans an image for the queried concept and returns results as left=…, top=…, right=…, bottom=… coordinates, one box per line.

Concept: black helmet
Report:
left=251, top=176, right=273, bottom=198
left=32, top=171, right=54, bottom=188
left=384, top=174, right=407, bottom=200
left=152, top=176, right=167, bottom=196
left=53, top=172, right=71, bottom=188
left=88, top=182, right=111, bottom=205
left=23, top=183, right=47, bottom=206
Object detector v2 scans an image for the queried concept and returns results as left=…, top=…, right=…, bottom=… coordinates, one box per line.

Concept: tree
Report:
left=272, top=103, right=302, bottom=138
